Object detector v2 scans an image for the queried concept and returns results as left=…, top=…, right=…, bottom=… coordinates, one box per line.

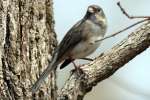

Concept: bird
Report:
left=31, top=4, right=107, bottom=93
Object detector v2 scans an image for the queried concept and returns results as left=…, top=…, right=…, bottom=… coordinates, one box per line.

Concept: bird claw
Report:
left=76, top=68, right=84, bottom=76
left=70, top=67, right=87, bottom=80
left=70, top=67, right=83, bottom=75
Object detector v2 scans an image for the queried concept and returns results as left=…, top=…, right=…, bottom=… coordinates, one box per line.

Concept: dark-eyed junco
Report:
left=32, top=4, right=107, bottom=93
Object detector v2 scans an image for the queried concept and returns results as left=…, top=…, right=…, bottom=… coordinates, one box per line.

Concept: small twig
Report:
left=95, top=2, right=150, bottom=43
left=80, top=58, right=93, bottom=61
left=117, top=2, right=150, bottom=19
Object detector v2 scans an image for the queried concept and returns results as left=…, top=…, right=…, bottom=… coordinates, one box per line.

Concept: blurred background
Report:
left=53, top=0, right=150, bottom=100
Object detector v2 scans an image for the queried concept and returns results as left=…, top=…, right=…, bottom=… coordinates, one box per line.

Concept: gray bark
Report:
left=0, top=0, right=57, bottom=99
left=59, top=21, right=150, bottom=100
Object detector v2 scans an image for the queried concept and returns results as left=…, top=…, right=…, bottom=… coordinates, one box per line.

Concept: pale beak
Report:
left=88, top=7, right=94, bottom=13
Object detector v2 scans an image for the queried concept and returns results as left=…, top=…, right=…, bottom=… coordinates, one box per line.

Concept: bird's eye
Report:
left=97, top=9, right=101, bottom=12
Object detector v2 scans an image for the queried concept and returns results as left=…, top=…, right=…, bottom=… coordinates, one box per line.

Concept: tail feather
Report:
left=31, top=54, right=58, bottom=93
left=60, top=59, right=73, bottom=69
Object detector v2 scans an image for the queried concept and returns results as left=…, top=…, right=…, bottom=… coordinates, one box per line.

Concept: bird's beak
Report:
left=88, top=7, right=94, bottom=13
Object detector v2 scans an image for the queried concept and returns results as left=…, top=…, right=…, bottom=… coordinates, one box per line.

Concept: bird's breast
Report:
left=70, top=36, right=102, bottom=59
left=69, top=20, right=106, bottom=59
left=82, top=20, right=106, bottom=39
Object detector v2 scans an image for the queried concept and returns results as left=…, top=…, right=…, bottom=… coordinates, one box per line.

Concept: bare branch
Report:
left=117, top=2, right=150, bottom=19
left=59, top=21, right=150, bottom=100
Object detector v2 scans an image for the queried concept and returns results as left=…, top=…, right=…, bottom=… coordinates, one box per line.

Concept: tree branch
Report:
left=59, top=21, right=150, bottom=100
left=117, top=2, right=150, bottom=19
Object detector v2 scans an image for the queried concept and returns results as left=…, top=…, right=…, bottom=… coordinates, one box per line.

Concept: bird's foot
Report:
left=70, top=67, right=83, bottom=76
left=70, top=67, right=88, bottom=81
left=71, top=61, right=88, bottom=79
left=76, top=67, right=84, bottom=77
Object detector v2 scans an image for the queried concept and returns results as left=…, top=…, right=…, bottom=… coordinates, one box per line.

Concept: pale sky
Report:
left=53, top=0, right=150, bottom=100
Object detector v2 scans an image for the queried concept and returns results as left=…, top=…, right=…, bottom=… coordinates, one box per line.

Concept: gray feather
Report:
left=56, top=20, right=85, bottom=59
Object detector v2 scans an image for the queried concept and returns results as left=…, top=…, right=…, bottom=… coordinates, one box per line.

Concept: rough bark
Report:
left=0, top=0, right=57, bottom=100
left=59, top=21, right=150, bottom=100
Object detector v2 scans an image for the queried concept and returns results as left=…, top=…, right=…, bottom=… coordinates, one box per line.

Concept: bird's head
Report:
left=85, top=5, right=107, bottom=26
left=87, top=5, right=101, bottom=14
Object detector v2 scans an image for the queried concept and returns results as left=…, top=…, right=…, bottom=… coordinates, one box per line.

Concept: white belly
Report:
left=70, top=39, right=101, bottom=59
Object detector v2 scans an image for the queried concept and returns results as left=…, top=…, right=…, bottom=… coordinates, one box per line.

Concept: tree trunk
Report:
left=0, top=0, right=57, bottom=99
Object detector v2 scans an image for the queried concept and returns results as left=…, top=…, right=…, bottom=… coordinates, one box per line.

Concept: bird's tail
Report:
left=31, top=54, right=58, bottom=93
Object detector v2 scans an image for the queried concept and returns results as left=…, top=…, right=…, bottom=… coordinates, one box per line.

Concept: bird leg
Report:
left=72, top=61, right=84, bottom=76
left=72, top=61, right=80, bottom=70
left=72, top=61, right=76, bottom=68
left=71, top=61, right=88, bottom=81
